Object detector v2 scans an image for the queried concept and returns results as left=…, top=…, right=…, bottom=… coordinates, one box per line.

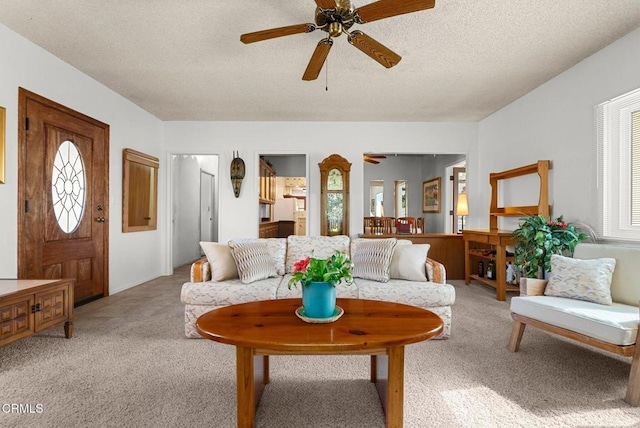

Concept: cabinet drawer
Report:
left=0, top=305, right=11, bottom=322
left=0, top=316, right=30, bottom=340
left=465, top=233, right=489, bottom=243
left=0, top=300, right=30, bottom=322
left=0, top=320, right=12, bottom=338
left=35, top=285, right=69, bottom=332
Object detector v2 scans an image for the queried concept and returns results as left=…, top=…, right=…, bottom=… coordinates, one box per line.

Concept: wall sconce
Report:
left=230, top=151, right=245, bottom=198
left=456, top=190, right=469, bottom=233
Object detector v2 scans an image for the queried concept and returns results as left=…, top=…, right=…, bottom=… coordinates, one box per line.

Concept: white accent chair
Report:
left=508, top=243, right=640, bottom=405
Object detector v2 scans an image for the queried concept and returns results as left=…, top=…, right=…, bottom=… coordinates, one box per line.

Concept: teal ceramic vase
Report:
left=302, top=281, right=336, bottom=318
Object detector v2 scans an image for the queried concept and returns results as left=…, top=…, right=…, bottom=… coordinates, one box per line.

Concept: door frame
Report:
left=199, top=169, right=217, bottom=245
left=17, top=88, right=110, bottom=298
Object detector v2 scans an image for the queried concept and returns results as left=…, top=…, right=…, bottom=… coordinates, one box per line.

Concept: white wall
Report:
left=0, top=24, right=164, bottom=293
left=163, top=122, right=477, bottom=243
left=474, top=28, right=640, bottom=233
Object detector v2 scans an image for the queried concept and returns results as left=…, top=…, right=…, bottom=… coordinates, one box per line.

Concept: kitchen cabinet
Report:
left=259, top=159, right=276, bottom=205
left=284, top=177, right=306, bottom=188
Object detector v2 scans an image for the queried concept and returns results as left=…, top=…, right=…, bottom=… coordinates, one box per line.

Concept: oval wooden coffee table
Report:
left=196, top=298, right=443, bottom=428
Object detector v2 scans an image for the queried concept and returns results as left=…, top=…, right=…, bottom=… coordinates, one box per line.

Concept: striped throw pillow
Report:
left=228, top=240, right=278, bottom=284
left=351, top=238, right=397, bottom=282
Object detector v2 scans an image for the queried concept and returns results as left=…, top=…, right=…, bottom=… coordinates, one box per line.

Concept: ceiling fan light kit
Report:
left=240, top=0, right=436, bottom=81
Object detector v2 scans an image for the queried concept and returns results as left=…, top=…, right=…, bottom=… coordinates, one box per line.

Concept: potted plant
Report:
left=513, top=214, right=588, bottom=279
left=288, top=251, right=353, bottom=319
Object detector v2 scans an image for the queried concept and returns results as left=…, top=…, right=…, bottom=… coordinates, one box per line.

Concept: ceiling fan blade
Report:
left=315, top=0, right=337, bottom=9
left=348, top=31, right=401, bottom=68
left=364, top=158, right=380, bottom=164
left=241, top=23, right=315, bottom=44
left=302, top=39, right=333, bottom=81
left=365, top=155, right=387, bottom=159
left=355, top=0, right=435, bottom=24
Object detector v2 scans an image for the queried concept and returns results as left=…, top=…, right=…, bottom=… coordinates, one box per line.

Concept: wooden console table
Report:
left=463, top=229, right=518, bottom=301
left=465, top=160, right=551, bottom=301
left=0, top=278, right=74, bottom=346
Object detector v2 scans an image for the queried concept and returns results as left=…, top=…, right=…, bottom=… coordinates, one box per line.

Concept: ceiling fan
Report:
left=240, top=0, right=436, bottom=81
left=363, top=154, right=387, bottom=164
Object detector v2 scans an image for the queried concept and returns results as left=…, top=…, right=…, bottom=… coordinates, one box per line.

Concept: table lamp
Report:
left=456, top=191, right=469, bottom=233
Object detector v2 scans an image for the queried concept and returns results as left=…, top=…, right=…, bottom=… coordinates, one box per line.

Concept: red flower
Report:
left=293, top=257, right=310, bottom=273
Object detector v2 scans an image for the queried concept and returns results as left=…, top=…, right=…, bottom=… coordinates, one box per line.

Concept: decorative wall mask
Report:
left=230, top=151, right=245, bottom=198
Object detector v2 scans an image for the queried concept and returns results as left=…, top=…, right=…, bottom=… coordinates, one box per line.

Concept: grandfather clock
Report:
left=319, top=154, right=351, bottom=236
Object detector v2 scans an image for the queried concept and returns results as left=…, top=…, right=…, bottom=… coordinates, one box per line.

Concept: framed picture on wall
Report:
left=422, top=177, right=441, bottom=213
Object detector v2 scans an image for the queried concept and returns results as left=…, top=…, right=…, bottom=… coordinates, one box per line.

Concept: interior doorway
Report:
left=258, top=153, right=308, bottom=238
left=446, top=161, right=466, bottom=234
left=171, top=154, right=219, bottom=268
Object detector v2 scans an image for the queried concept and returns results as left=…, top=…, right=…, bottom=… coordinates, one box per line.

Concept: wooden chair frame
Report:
left=508, top=311, right=640, bottom=405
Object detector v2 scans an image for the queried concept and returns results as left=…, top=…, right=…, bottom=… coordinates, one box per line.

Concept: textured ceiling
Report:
left=0, top=1, right=638, bottom=121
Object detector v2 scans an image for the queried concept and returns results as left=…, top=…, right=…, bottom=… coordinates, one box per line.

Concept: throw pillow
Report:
left=285, top=235, right=350, bottom=273
left=261, top=238, right=287, bottom=276
left=544, top=254, right=616, bottom=305
left=228, top=240, right=278, bottom=284
left=199, top=242, right=238, bottom=282
left=389, top=244, right=430, bottom=282
left=351, top=238, right=397, bottom=282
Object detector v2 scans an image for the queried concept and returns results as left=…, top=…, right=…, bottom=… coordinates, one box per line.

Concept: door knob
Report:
left=95, top=217, right=106, bottom=223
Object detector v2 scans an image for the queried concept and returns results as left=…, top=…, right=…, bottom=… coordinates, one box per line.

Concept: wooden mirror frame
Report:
left=319, top=154, right=351, bottom=236
left=122, top=148, right=159, bottom=232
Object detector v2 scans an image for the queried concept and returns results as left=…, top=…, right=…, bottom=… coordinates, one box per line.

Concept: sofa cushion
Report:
left=350, top=238, right=397, bottom=282
left=544, top=254, right=616, bottom=305
left=511, top=295, right=638, bottom=346
left=228, top=240, right=278, bottom=284
left=285, top=235, right=350, bottom=273
left=181, top=277, right=281, bottom=306
left=199, top=242, right=239, bottom=282
left=389, top=244, right=430, bottom=282
left=355, top=278, right=456, bottom=307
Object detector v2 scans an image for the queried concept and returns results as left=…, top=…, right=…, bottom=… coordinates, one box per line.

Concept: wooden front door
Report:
left=18, top=89, right=109, bottom=305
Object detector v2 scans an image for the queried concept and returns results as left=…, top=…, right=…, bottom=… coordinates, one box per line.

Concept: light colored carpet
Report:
left=1, top=266, right=640, bottom=427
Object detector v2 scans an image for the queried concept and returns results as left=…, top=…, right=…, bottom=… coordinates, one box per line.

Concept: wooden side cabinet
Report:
left=463, top=229, right=518, bottom=301
left=0, top=279, right=74, bottom=347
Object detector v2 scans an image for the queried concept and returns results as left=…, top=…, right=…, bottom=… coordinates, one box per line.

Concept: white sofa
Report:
left=508, top=243, right=640, bottom=405
left=181, top=235, right=455, bottom=339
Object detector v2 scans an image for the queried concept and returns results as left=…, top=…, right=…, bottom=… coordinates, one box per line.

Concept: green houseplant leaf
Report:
left=513, top=215, right=588, bottom=278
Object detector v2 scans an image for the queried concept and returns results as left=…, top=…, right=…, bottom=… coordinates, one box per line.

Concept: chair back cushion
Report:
left=574, top=243, right=640, bottom=307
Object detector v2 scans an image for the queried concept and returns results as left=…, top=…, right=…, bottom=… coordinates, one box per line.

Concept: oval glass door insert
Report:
left=52, top=140, right=86, bottom=233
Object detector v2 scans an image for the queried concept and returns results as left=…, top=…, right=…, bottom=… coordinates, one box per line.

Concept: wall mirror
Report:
left=319, top=154, right=351, bottom=236
left=122, top=148, right=159, bottom=232
left=394, top=180, right=407, bottom=217
left=369, top=180, right=383, bottom=216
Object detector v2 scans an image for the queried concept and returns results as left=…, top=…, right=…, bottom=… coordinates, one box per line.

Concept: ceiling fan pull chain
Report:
left=325, top=56, right=329, bottom=91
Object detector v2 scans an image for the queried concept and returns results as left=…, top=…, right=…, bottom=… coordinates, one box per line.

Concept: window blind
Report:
left=632, top=109, right=640, bottom=226
left=596, top=87, right=640, bottom=241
